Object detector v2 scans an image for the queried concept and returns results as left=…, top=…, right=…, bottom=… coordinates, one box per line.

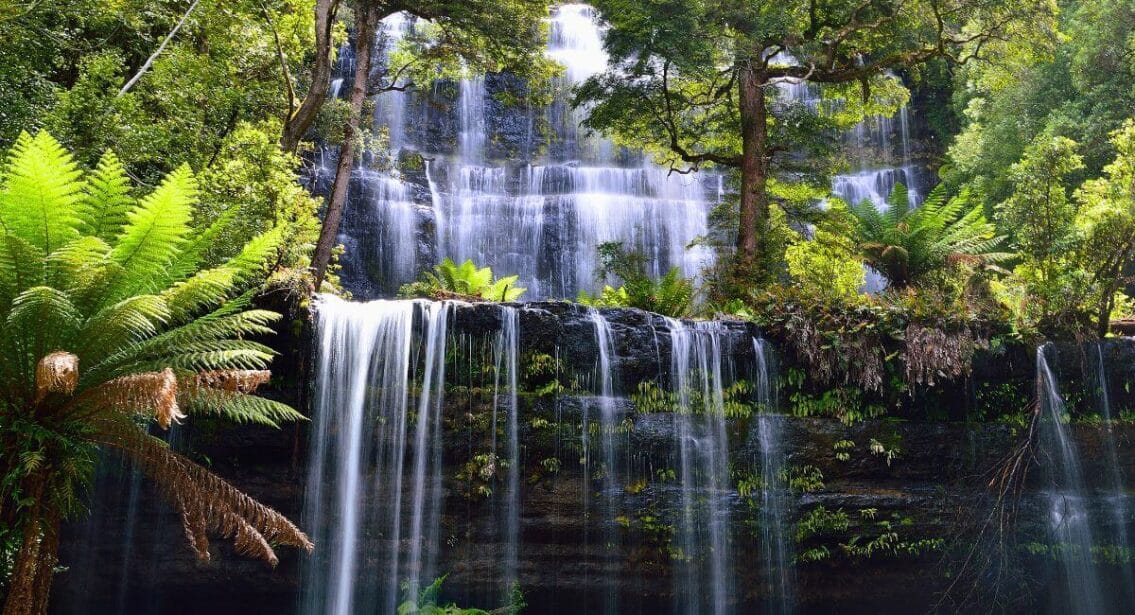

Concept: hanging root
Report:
left=933, top=401, right=1040, bottom=613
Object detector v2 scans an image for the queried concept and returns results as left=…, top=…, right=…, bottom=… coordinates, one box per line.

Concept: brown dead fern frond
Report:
left=35, top=351, right=79, bottom=402
left=89, top=415, right=313, bottom=567
left=903, top=324, right=988, bottom=388
left=90, top=368, right=183, bottom=429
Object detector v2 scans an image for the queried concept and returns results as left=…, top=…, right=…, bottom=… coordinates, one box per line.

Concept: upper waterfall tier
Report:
left=318, top=4, right=721, bottom=300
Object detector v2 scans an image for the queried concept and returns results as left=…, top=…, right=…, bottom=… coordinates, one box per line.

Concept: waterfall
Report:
left=1092, top=343, right=1135, bottom=609
left=588, top=308, right=622, bottom=614
left=1036, top=344, right=1106, bottom=615
left=754, top=338, right=793, bottom=614
left=328, top=4, right=717, bottom=299
left=303, top=297, right=517, bottom=614
left=666, top=318, right=734, bottom=615
left=494, top=306, right=522, bottom=599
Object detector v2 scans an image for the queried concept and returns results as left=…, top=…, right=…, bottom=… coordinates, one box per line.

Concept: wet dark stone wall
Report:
left=49, top=305, right=1135, bottom=614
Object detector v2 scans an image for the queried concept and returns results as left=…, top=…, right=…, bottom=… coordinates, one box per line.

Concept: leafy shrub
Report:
left=398, top=575, right=524, bottom=614
left=785, top=227, right=865, bottom=304
left=401, top=258, right=526, bottom=301
left=579, top=242, right=694, bottom=317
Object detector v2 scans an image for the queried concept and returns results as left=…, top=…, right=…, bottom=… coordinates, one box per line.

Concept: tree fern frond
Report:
left=181, top=389, right=305, bottom=428
left=80, top=150, right=134, bottom=242
left=77, top=295, right=171, bottom=361
left=0, top=132, right=84, bottom=254
left=81, top=303, right=278, bottom=384
left=163, top=204, right=242, bottom=288
left=45, top=236, right=112, bottom=296
left=226, top=225, right=284, bottom=278
left=108, top=164, right=197, bottom=299
left=7, top=286, right=82, bottom=360
left=77, top=368, right=183, bottom=428
left=89, top=414, right=313, bottom=566
left=0, top=233, right=45, bottom=307
left=163, top=267, right=239, bottom=324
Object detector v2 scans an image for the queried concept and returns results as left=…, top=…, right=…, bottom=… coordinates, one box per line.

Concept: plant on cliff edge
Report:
left=0, top=132, right=313, bottom=614
left=578, top=242, right=694, bottom=317
left=400, top=258, right=526, bottom=302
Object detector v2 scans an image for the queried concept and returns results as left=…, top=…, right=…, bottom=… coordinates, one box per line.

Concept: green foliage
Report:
left=786, top=202, right=864, bottom=303
left=397, top=575, right=523, bottom=615
left=0, top=133, right=309, bottom=601
left=795, top=506, right=943, bottom=562
left=402, top=258, right=526, bottom=302
left=990, top=128, right=1135, bottom=335
left=944, top=0, right=1134, bottom=206
left=630, top=379, right=754, bottom=418
left=849, top=185, right=1009, bottom=288
left=579, top=242, right=694, bottom=317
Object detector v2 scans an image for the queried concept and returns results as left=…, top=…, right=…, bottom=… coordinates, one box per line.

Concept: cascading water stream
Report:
left=666, top=318, right=733, bottom=615
left=1036, top=344, right=1106, bottom=615
left=330, top=4, right=717, bottom=299
left=1092, top=343, right=1135, bottom=609
left=494, top=306, right=522, bottom=599
left=301, top=297, right=521, bottom=615
left=587, top=307, right=622, bottom=614
left=753, top=338, right=793, bottom=614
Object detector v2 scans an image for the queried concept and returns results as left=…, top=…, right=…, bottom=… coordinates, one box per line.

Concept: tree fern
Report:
left=849, top=183, right=1009, bottom=287
left=0, top=133, right=311, bottom=613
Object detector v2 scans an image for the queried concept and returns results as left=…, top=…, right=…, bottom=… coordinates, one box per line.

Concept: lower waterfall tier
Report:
left=50, top=301, right=1135, bottom=615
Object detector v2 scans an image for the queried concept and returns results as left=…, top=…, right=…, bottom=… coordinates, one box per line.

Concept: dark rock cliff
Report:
left=49, top=303, right=1135, bottom=614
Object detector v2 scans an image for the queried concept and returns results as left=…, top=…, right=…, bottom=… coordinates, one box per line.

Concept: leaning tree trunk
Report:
left=309, top=3, right=378, bottom=289
left=2, top=477, right=59, bottom=615
left=281, top=0, right=340, bottom=153
left=735, top=63, right=770, bottom=282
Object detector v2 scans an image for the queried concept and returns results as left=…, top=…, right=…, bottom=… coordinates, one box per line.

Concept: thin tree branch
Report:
left=118, top=0, right=203, bottom=98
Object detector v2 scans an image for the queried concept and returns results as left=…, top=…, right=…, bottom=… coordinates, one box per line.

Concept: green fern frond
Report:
left=0, top=132, right=85, bottom=254
left=80, top=150, right=134, bottom=242
left=77, top=295, right=171, bottom=361
left=181, top=389, right=305, bottom=428
left=163, top=204, right=243, bottom=288
left=0, top=233, right=46, bottom=307
left=108, top=164, right=197, bottom=299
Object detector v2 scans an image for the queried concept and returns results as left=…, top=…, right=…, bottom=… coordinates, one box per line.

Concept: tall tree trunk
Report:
left=281, top=0, right=340, bottom=153
left=2, top=477, right=58, bottom=615
left=735, top=63, right=769, bottom=281
left=309, top=3, right=377, bottom=289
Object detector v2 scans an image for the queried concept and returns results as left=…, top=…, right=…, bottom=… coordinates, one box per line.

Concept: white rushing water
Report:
left=1036, top=344, right=1106, bottom=615
left=754, top=338, right=793, bottom=614
left=666, top=318, right=734, bottom=615
left=301, top=297, right=520, bottom=614
left=329, top=4, right=717, bottom=298
left=587, top=307, right=622, bottom=614
left=1091, top=343, right=1135, bottom=610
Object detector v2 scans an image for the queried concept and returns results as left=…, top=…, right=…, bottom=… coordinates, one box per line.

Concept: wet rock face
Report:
left=50, top=311, right=1135, bottom=615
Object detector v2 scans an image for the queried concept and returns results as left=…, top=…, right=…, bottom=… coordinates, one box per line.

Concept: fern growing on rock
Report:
left=400, top=258, right=526, bottom=302
left=0, top=132, right=312, bottom=614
